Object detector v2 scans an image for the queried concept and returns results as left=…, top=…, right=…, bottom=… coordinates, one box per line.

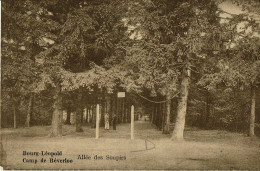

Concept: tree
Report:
left=34, top=0, right=128, bottom=136
left=199, top=37, right=260, bottom=136
left=199, top=0, right=260, bottom=136
left=25, top=93, right=34, bottom=127
left=109, top=0, right=223, bottom=140
left=2, top=0, right=62, bottom=129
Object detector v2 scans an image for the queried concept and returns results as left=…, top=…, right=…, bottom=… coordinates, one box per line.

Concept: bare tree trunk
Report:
left=105, top=94, right=111, bottom=121
left=205, top=92, right=211, bottom=129
left=156, top=101, right=160, bottom=127
left=88, top=107, right=91, bottom=123
left=249, top=85, right=256, bottom=137
left=65, top=104, right=71, bottom=125
left=153, top=104, right=157, bottom=125
left=13, top=104, right=17, bottom=129
left=86, top=108, right=89, bottom=123
left=76, top=108, right=83, bottom=132
left=111, top=96, right=115, bottom=125
left=161, top=100, right=165, bottom=131
left=122, top=99, right=125, bottom=123
left=163, top=93, right=171, bottom=134
left=25, top=94, right=34, bottom=127
left=158, top=98, right=162, bottom=129
left=81, top=108, right=84, bottom=123
left=171, top=68, right=190, bottom=141
left=49, top=85, right=62, bottom=137
left=100, top=100, right=105, bottom=127
left=116, top=96, right=119, bottom=123
left=92, top=105, right=96, bottom=128
left=126, top=108, right=128, bottom=123
left=151, top=104, right=154, bottom=124
left=153, top=104, right=156, bottom=125
left=75, top=91, right=83, bottom=132
left=12, top=93, right=17, bottom=129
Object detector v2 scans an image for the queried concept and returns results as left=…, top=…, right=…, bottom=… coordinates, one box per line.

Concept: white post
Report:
left=96, top=104, right=100, bottom=139
left=131, top=105, right=134, bottom=140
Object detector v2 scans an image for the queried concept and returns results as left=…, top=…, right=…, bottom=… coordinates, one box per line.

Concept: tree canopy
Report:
left=2, top=0, right=260, bottom=138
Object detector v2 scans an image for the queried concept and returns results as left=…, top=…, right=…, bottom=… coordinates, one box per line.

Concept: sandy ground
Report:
left=1, top=121, right=260, bottom=170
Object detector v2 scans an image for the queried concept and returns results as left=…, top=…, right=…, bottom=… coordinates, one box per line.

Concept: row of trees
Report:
left=2, top=0, right=260, bottom=140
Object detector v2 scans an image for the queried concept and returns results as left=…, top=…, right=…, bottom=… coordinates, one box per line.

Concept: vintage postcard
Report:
left=1, top=0, right=260, bottom=170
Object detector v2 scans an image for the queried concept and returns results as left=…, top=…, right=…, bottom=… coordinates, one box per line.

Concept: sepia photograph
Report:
left=1, top=0, right=260, bottom=170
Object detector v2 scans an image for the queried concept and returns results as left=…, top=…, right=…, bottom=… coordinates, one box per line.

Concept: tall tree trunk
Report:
left=122, top=99, right=125, bottom=123
left=49, top=85, right=62, bottom=137
left=86, top=108, right=89, bottom=123
left=81, top=108, right=84, bottom=123
left=90, top=106, right=93, bottom=123
left=100, top=100, right=105, bottom=127
left=105, top=94, right=111, bottom=122
left=163, top=93, right=171, bottom=134
left=151, top=104, right=155, bottom=124
left=65, top=104, right=71, bottom=125
left=249, top=85, right=256, bottom=137
left=13, top=104, right=17, bottom=129
left=154, top=105, right=157, bottom=124
left=111, top=95, right=115, bottom=124
left=205, top=92, right=211, bottom=129
left=156, top=101, right=160, bottom=127
left=75, top=91, right=83, bottom=132
left=154, top=102, right=158, bottom=125
left=171, top=68, right=190, bottom=141
left=161, top=100, right=165, bottom=131
left=158, top=99, right=161, bottom=129
left=92, top=105, right=96, bottom=128
left=25, top=93, right=34, bottom=127
left=126, top=108, right=128, bottom=123
left=88, top=107, right=91, bottom=123
left=12, top=93, right=17, bottom=129
left=76, top=108, right=83, bottom=132
left=116, top=96, right=119, bottom=123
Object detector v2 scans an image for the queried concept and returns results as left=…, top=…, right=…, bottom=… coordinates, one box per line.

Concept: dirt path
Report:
left=2, top=121, right=260, bottom=169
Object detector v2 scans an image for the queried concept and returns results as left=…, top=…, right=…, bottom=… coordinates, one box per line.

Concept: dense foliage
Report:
left=2, top=0, right=260, bottom=138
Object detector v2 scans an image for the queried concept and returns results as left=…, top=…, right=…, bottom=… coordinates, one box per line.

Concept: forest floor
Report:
left=1, top=120, right=260, bottom=170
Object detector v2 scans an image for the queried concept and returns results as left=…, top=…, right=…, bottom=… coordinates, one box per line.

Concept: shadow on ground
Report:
left=1, top=121, right=260, bottom=170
